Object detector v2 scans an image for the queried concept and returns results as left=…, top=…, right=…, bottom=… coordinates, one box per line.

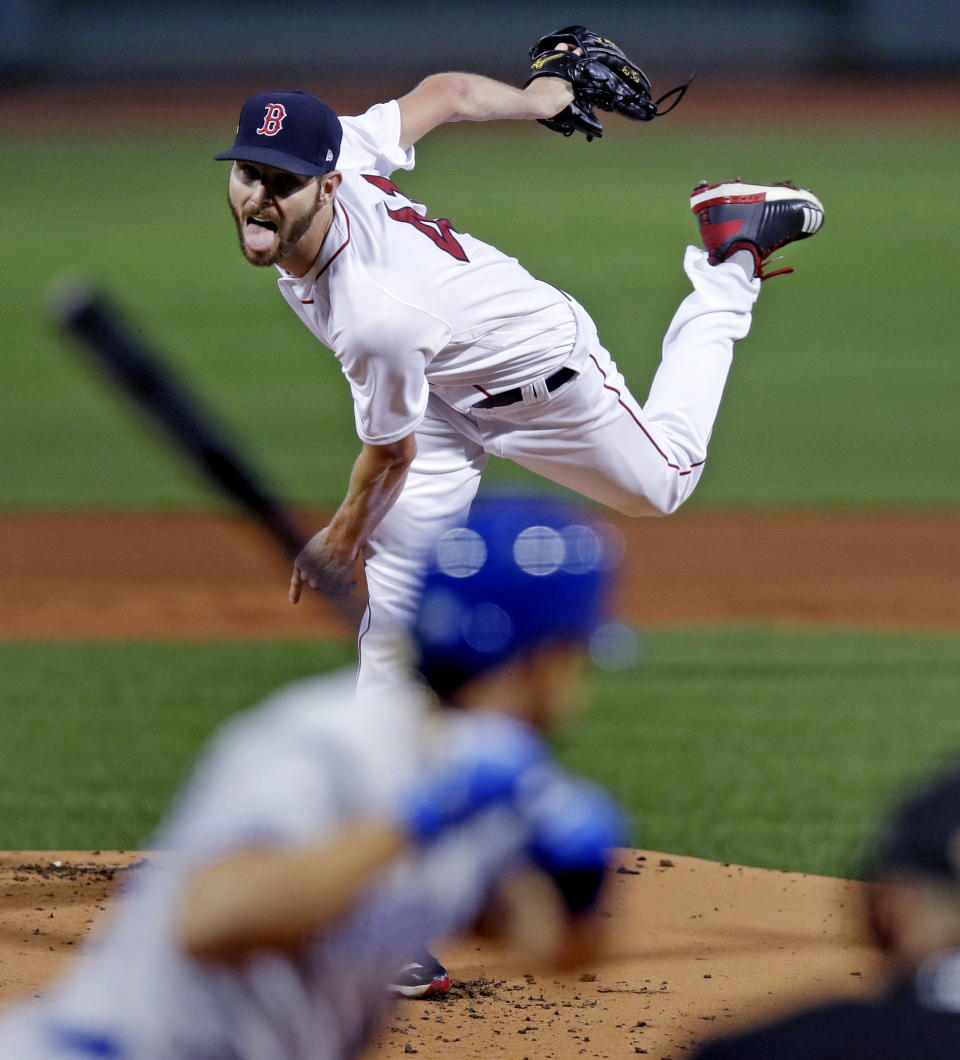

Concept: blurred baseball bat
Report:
left=47, top=279, right=362, bottom=626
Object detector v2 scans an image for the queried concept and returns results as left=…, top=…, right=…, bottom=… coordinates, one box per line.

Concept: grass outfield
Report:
left=4, top=628, right=959, bottom=877
left=5, top=123, right=959, bottom=510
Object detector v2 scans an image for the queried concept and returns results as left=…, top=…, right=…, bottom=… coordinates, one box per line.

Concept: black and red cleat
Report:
left=389, top=950, right=452, bottom=999
left=690, top=180, right=824, bottom=279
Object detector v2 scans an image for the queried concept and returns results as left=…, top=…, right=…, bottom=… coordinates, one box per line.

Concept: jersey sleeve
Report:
left=343, top=338, right=431, bottom=445
left=337, top=100, right=416, bottom=177
left=336, top=288, right=450, bottom=445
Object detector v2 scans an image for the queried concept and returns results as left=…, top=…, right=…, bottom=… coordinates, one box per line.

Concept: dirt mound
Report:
left=0, top=851, right=883, bottom=1059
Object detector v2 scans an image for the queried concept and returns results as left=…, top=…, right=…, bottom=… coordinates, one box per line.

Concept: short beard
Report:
left=229, top=186, right=322, bottom=269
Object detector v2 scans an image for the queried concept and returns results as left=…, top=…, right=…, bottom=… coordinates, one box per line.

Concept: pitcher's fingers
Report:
left=289, top=565, right=303, bottom=604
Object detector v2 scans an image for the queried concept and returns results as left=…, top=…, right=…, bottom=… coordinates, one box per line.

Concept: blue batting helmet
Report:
left=412, top=493, right=621, bottom=695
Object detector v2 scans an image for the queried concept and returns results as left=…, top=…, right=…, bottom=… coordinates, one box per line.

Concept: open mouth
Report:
left=244, top=216, right=279, bottom=254
left=247, top=217, right=278, bottom=232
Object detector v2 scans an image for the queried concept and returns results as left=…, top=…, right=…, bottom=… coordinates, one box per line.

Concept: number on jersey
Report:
left=363, top=174, right=469, bottom=262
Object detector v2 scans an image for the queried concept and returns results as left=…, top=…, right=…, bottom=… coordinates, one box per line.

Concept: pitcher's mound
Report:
left=0, top=850, right=884, bottom=1058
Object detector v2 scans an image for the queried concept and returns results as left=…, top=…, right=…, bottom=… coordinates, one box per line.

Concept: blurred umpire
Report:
left=693, top=763, right=960, bottom=1059
left=0, top=493, right=628, bottom=1060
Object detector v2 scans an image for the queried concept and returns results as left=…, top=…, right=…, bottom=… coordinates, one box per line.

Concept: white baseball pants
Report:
left=356, top=247, right=761, bottom=694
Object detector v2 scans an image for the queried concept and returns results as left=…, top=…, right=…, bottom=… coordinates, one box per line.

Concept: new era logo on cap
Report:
left=215, top=90, right=343, bottom=177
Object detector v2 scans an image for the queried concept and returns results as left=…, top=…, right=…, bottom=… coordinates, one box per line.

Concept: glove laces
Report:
left=651, top=70, right=697, bottom=117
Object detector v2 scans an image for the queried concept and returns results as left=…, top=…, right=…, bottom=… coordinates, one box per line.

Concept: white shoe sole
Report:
left=691, top=182, right=824, bottom=227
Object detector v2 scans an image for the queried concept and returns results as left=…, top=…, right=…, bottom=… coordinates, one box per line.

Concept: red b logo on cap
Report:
left=256, top=104, right=287, bottom=136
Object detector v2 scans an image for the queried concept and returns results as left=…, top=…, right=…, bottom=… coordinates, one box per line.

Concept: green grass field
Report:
left=3, top=628, right=959, bottom=877
left=4, top=119, right=958, bottom=874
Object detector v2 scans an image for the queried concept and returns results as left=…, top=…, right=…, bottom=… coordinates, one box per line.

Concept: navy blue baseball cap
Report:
left=215, top=90, right=342, bottom=176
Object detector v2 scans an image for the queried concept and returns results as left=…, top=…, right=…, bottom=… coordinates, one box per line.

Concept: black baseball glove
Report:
left=525, top=25, right=691, bottom=141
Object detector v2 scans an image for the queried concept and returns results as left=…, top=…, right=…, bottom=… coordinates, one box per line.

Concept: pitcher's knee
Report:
left=614, top=476, right=695, bottom=517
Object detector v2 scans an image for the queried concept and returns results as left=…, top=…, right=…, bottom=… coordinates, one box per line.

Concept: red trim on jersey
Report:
left=473, top=383, right=494, bottom=397
left=312, top=203, right=352, bottom=285
left=587, top=354, right=699, bottom=476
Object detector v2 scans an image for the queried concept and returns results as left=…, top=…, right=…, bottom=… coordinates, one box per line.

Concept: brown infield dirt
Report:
left=1, top=509, right=958, bottom=1055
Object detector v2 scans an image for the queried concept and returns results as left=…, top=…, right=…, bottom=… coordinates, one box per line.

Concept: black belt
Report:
left=473, top=366, right=577, bottom=410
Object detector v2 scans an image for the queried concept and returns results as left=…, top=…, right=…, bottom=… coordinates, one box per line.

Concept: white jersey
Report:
left=0, top=670, right=533, bottom=1059
left=276, top=101, right=580, bottom=445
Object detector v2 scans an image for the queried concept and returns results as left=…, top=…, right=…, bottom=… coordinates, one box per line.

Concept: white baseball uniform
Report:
left=0, top=671, right=539, bottom=1059
left=276, top=101, right=761, bottom=692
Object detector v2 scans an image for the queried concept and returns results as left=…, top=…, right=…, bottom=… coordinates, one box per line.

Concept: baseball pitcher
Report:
left=215, top=26, right=824, bottom=693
